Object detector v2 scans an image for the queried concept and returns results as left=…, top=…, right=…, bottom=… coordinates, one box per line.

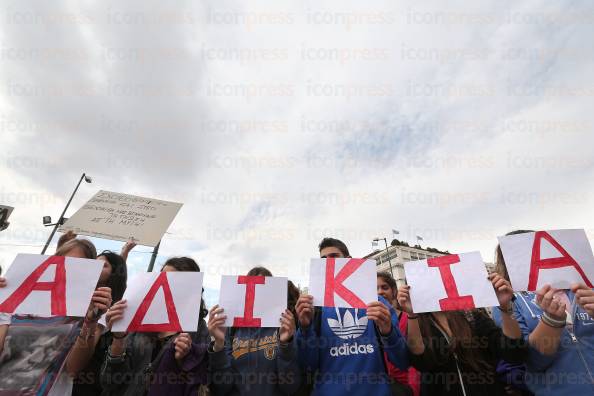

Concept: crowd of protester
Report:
left=0, top=231, right=593, bottom=395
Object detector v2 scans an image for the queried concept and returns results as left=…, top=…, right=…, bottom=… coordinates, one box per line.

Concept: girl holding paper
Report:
left=397, top=273, right=528, bottom=396
left=69, top=249, right=129, bottom=396
left=493, top=230, right=594, bottom=396
left=377, top=271, right=420, bottom=396
left=0, top=238, right=113, bottom=396
left=207, top=266, right=303, bottom=396
left=101, top=257, right=209, bottom=396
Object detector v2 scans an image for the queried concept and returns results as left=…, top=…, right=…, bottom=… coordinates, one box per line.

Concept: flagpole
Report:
left=374, top=237, right=394, bottom=278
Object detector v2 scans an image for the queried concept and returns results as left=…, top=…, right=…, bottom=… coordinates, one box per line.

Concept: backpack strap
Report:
left=143, top=334, right=176, bottom=391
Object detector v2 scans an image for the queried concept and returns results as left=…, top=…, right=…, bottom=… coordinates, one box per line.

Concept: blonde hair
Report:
left=54, top=238, right=97, bottom=259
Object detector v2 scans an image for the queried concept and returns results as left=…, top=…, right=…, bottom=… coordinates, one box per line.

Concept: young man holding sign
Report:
left=101, top=257, right=209, bottom=396
left=295, top=238, right=409, bottom=396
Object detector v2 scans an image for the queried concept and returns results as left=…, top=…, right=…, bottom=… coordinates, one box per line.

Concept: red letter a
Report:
left=427, top=255, right=475, bottom=311
left=127, top=272, right=182, bottom=332
left=0, top=255, right=67, bottom=316
left=233, top=276, right=265, bottom=327
left=527, top=231, right=593, bottom=291
left=324, top=258, right=367, bottom=308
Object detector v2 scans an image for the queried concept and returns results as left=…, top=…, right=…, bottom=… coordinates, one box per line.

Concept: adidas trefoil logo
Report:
left=327, top=307, right=368, bottom=340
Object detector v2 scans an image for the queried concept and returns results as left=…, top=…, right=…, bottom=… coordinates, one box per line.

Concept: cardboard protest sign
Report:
left=59, top=190, right=183, bottom=247
left=309, top=258, right=376, bottom=309
left=498, top=229, right=594, bottom=291
left=218, top=275, right=287, bottom=328
left=0, top=254, right=103, bottom=317
left=112, top=272, right=203, bottom=332
left=404, top=251, right=499, bottom=313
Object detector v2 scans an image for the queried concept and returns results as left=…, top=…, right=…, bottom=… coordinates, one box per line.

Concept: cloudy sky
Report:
left=1, top=0, right=593, bottom=305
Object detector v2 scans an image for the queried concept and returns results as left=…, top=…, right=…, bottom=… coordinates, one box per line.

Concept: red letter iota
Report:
left=233, top=276, right=266, bottom=327
left=427, top=255, right=475, bottom=311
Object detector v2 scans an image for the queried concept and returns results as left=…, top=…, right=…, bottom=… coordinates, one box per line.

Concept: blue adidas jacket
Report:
left=493, top=291, right=594, bottom=395
left=296, top=296, right=409, bottom=395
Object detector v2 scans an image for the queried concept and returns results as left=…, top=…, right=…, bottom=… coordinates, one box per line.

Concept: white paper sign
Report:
left=112, top=272, right=203, bottom=332
left=0, top=253, right=103, bottom=317
left=498, top=229, right=594, bottom=291
left=404, top=251, right=499, bottom=313
left=309, top=258, right=376, bottom=309
left=218, top=275, right=287, bottom=328
left=59, top=190, right=183, bottom=247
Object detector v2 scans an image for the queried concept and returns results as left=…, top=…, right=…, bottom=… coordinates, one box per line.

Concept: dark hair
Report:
left=162, top=257, right=208, bottom=321
left=287, top=280, right=300, bottom=325
left=98, top=251, right=127, bottom=303
left=495, top=229, right=533, bottom=282
left=247, top=266, right=273, bottom=277
left=55, top=239, right=97, bottom=259
left=377, top=271, right=397, bottom=291
left=162, top=257, right=200, bottom=272
left=418, top=310, right=493, bottom=373
left=318, top=237, right=350, bottom=257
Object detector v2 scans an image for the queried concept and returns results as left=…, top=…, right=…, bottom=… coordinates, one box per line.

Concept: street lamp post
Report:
left=147, top=240, right=161, bottom=272
left=41, top=173, right=92, bottom=254
left=373, top=237, right=394, bottom=278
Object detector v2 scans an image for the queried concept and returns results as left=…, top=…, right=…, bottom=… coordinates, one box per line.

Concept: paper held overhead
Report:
left=59, top=190, right=183, bottom=247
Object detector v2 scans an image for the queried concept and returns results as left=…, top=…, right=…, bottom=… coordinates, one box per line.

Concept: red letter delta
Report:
left=127, top=272, right=182, bottom=332
left=427, top=255, right=475, bottom=311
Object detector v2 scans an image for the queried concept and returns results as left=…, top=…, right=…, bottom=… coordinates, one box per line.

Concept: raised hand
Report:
left=106, top=299, right=127, bottom=337
left=120, top=238, right=137, bottom=261
left=208, top=305, right=227, bottom=352
left=86, top=287, right=112, bottom=320
left=57, top=230, right=77, bottom=248
left=367, top=301, right=392, bottom=336
left=571, top=283, right=594, bottom=317
left=489, top=273, right=514, bottom=310
left=174, top=333, right=192, bottom=361
left=397, top=285, right=414, bottom=314
left=279, top=309, right=296, bottom=343
left=535, top=285, right=566, bottom=321
left=295, top=295, right=314, bottom=328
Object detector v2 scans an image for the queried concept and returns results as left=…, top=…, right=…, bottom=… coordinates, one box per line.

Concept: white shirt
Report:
left=0, top=313, right=11, bottom=325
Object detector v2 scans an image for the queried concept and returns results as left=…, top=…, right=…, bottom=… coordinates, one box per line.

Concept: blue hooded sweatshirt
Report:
left=493, top=291, right=594, bottom=395
left=296, top=296, right=409, bottom=396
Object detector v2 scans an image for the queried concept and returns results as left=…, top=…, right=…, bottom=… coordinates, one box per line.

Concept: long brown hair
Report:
left=495, top=229, right=533, bottom=281
left=417, top=310, right=493, bottom=372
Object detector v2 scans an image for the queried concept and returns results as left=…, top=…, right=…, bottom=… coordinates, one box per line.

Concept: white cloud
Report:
left=1, top=0, right=593, bottom=293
